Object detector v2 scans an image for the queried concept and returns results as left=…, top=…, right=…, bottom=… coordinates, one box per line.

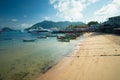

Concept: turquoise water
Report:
left=0, top=31, right=82, bottom=80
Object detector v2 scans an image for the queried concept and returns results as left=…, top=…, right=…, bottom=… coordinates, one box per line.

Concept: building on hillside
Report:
left=74, top=26, right=89, bottom=32
left=100, top=16, right=120, bottom=33
left=108, top=16, right=120, bottom=27
left=89, top=24, right=100, bottom=32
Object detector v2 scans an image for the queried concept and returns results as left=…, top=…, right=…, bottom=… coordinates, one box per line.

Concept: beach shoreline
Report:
left=36, top=32, right=120, bottom=80
left=34, top=34, right=84, bottom=79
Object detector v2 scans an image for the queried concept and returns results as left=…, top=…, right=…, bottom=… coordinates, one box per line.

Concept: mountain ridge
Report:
left=25, top=20, right=86, bottom=30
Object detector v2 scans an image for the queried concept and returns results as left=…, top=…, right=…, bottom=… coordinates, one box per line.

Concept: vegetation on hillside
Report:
left=25, top=20, right=86, bottom=30
left=87, top=21, right=99, bottom=26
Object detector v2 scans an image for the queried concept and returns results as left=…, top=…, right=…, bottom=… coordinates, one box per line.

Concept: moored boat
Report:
left=57, top=38, right=70, bottom=42
left=23, top=39, right=36, bottom=42
left=57, top=36, right=70, bottom=42
left=65, top=33, right=77, bottom=40
left=37, top=36, right=47, bottom=39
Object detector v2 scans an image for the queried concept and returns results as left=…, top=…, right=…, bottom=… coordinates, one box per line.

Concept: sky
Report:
left=0, top=0, right=120, bottom=29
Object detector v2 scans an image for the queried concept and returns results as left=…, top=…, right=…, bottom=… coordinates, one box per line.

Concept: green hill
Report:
left=25, top=20, right=86, bottom=30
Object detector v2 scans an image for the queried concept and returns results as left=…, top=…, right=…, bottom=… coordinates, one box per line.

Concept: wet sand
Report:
left=36, top=32, right=120, bottom=80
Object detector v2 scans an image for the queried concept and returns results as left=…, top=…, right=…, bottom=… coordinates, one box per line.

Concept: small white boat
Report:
left=37, top=36, right=47, bottom=39
left=23, top=39, right=36, bottom=42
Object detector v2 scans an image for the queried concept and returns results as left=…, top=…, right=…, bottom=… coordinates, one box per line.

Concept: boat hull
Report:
left=23, top=39, right=36, bottom=42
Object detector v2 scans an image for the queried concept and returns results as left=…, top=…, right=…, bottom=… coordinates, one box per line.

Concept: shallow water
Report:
left=0, top=31, right=83, bottom=80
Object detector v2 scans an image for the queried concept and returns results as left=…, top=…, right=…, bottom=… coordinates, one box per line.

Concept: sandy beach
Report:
left=36, top=32, right=120, bottom=80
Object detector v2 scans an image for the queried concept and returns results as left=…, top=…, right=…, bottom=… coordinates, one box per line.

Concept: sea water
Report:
left=0, top=31, right=82, bottom=80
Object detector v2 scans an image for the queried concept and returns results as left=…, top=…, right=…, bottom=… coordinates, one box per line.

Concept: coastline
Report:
left=36, top=32, right=120, bottom=80
left=35, top=34, right=84, bottom=79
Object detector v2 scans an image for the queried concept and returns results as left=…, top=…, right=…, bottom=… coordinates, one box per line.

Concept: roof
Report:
left=109, top=16, right=120, bottom=20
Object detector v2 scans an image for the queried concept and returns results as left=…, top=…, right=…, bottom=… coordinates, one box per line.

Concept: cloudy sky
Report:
left=0, top=0, right=120, bottom=29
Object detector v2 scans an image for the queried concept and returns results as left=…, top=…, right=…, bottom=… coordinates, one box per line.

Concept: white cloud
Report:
left=113, top=0, right=120, bottom=5
left=50, top=0, right=99, bottom=21
left=44, top=16, right=50, bottom=20
left=92, top=0, right=120, bottom=22
left=11, top=19, right=18, bottom=22
left=49, top=0, right=56, bottom=4
left=89, top=0, right=99, bottom=3
left=21, top=23, right=32, bottom=29
left=23, top=15, right=27, bottom=18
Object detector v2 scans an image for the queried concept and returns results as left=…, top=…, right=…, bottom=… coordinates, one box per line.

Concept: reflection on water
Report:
left=0, top=31, right=82, bottom=80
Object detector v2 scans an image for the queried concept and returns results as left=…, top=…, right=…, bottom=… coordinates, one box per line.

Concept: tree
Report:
left=88, top=21, right=99, bottom=26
